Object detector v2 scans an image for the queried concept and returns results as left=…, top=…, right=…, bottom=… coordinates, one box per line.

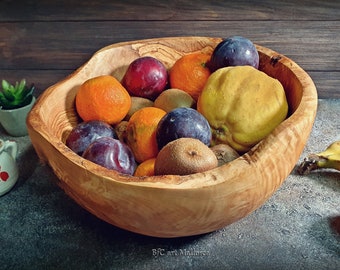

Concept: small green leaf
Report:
left=1, top=84, right=15, bottom=101
left=0, top=92, right=12, bottom=109
left=15, top=79, right=27, bottom=98
left=1, top=80, right=10, bottom=91
left=18, top=79, right=26, bottom=89
left=26, top=85, right=34, bottom=96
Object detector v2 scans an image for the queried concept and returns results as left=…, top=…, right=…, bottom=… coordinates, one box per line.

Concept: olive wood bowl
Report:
left=27, top=37, right=318, bottom=238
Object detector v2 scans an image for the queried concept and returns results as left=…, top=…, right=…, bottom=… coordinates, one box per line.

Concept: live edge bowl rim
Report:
left=27, top=36, right=318, bottom=190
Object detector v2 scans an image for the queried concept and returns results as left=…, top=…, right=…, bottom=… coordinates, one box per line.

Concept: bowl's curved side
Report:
left=27, top=37, right=318, bottom=237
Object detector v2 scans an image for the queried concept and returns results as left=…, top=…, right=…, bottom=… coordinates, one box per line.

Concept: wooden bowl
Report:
left=27, top=37, right=318, bottom=238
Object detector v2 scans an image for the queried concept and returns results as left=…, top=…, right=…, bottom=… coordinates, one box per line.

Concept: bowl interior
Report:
left=26, top=37, right=318, bottom=237
left=28, top=36, right=315, bottom=187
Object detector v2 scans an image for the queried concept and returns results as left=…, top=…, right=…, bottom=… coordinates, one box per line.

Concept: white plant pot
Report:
left=0, top=97, right=36, bottom=137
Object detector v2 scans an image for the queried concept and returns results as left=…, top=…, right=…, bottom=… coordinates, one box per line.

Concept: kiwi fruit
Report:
left=124, top=96, right=154, bottom=120
left=154, top=88, right=196, bottom=112
left=210, top=144, right=240, bottom=166
left=115, top=120, right=128, bottom=143
left=154, top=137, right=218, bottom=175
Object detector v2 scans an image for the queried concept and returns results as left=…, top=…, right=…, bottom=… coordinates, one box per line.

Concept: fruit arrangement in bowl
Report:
left=27, top=36, right=317, bottom=238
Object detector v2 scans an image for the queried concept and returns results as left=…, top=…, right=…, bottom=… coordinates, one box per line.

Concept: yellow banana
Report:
left=297, top=141, right=340, bottom=175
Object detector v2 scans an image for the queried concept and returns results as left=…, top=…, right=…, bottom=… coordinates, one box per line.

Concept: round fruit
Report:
left=134, top=158, right=156, bottom=177
left=75, top=75, right=131, bottom=125
left=66, top=120, right=118, bottom=155
left=154, top=88, right=195, bottom=113
left=82, top=137, right=137, bottom=175
left=210, top=144, right=240, bottom=166
left=154, top=138, right=218, bottom=176
left=169, top=52, right=211, bottom=101
left=114, top=120, right=128, bottom=143
left=208, top=36, right=259, bottom=72
left=122, top=56, right=168, bottom=100
left=197, top=66, right=288, bottom=152
left=125, top=96, right=154, bottom=120
left=126, top=106, right=167, bottom=163
left=156, top=107, right=212, bottom=150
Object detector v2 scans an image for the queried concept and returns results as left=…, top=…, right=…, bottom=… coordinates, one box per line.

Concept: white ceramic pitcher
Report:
left=0, top=139, right=19, bottom=196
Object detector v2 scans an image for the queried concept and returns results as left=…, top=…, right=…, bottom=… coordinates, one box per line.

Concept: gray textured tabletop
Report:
left=0, top=98, right=339, bottom=270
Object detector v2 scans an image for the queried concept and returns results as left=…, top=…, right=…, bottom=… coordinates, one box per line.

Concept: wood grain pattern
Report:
left=0, top=0, right=339, bottom=21
left=27, top=37, right=318, bottom=237
left=0, top=0, right=339, bottom=98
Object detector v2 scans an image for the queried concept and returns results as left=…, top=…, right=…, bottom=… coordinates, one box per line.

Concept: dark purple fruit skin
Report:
left=66, top=120, right=118, bottom=155
left=208, top=36, right=259, bottom=72
left=82, top=137, right=137, bottom=175
left=122, top=56, right=168, bottom=100
left=156, top=107, right=212, bottom=150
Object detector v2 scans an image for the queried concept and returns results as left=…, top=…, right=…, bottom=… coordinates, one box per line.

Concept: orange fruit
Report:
left=126, top=107, right=166, bottom=163
left=134, top=158, right=156, bottom=177
left=75, top=75, right=131, bottom=125
left=169, top=52, right=211, bottom=101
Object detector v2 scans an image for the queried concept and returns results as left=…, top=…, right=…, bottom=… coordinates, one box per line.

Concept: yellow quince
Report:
left=197, top=66, right=288, bottom=153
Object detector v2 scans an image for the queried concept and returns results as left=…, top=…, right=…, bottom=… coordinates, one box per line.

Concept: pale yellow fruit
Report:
left=197, top=66, right=288, bottom=153
left=154, top=88, right=196, bottom=112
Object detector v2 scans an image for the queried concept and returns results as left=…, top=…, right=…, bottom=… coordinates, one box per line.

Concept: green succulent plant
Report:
left=0, top=79, right=34, bottom=110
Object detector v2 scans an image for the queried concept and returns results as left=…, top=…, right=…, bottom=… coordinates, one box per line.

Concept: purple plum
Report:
left=122, top=56, right=168, bottom=100
left=156, top=107, right=212, bottom=150
left=82, top=137, right=137, bottom=175
left=66, top=120, right=117, bottom=155
left=208, top=36, right=259, bottom=72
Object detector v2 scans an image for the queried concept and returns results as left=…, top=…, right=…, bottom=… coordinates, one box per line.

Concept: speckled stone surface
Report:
left=0, top=99, right=339, bottom=270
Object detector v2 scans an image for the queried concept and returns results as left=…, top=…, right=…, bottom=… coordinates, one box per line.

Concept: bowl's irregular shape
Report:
left=27, top=37, right=318, bottom=238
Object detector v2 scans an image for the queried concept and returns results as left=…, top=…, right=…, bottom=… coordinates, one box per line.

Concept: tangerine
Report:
left=126, top=107, right=166, bottom=163
left=169, top=52, right=211, bottom=101
left=134, top=158, right=156, bottom=177
left=75, top=75, right=131, bottom=125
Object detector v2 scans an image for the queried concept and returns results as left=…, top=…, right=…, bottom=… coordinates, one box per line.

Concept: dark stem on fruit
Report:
left=297, top=154, right=324, bottom=175
left=189, top=150, right=198, bottom=157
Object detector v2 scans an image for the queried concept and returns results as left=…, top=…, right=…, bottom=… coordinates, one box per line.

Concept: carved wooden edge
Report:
left=27, top=37, right=318, bottom=190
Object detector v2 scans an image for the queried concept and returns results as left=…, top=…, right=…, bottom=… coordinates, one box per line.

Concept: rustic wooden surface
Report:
left=0, top=0, right=339, bottom=98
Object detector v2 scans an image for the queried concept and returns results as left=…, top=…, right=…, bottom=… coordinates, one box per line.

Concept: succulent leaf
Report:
left=1, top=80, right=10, bottom=91
left=0, top=79, right=34, bottom=109
left=14, top=79, right=26, bottom=98
left=1, top=82, right=16, bottom=101
left=0, top=92, right=10, bottom=106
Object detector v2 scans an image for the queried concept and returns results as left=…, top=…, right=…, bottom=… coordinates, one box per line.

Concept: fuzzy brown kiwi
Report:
left=210, top=144, right=240, bottom=166
left=154, top=137, right=218, bottom=175
left=114, top=120, right=128, bottom=143
left=154, top=88, right=196, bottom=112
left=124, top=96, right=154, bottom=120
